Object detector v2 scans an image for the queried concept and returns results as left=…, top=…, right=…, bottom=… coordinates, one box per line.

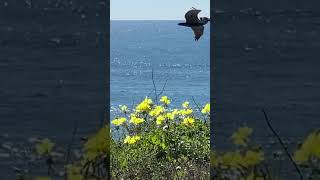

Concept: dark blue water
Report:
left=0, top=2, right=107, bottom=137
left=214, top=10, right=320, bottom=142
left=0, top=1, right=107, bottom=178
left=111, top=21, right=210, bottom=114
left=214, top=10, right=320, bottom=178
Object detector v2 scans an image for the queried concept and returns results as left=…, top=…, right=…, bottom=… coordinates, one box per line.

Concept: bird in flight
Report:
left=178, top=7, right=210, bottom=41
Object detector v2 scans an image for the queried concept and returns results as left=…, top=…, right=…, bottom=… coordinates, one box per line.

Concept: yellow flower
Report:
left=130, top=116, right=145, bottom=125
left=182, top=101, right=189, bottom=108
left=166, top=112, right=175, bottom=120
left=160, top=96, right=171, bottom=105
left=182, top=117, right=195, bottom=126
left=156, top=115, right=166, bottom=125
left=201, top=103, right=210, bottom=114
left=124, top=135, right=141, bottom=144
left=149, top=105, right=164, bottom=117
left=36, top=138, right=55, bottom=156
left=119, top=105, right=128, bottom=112
left=294, top=131, right=320, bottom=164
left=231, top=127, right=253, bottom=146
left=130, top=113, right=137, bottom=118
left=136, top=97, right=153, bottom=113
left=172, top=109, right=179, bottom=116
left=179, top=109, right=193, bottom=116
left=111, top=117, right=126, bottom=126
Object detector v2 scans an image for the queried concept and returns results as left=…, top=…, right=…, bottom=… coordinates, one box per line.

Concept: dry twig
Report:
left=262, top=109, right=303, bottom=180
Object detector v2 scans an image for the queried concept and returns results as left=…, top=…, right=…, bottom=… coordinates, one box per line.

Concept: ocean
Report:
left=214, top=10, right=320, bottom=145
left=213, top=10, right=320, bottom=178
left=110, top=21, right=210, bottom=116
left=0, top=2, right=107, bottom=178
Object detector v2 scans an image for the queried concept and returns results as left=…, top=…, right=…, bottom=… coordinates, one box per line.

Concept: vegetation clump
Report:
left=2, top=96, right=320, bottom=179
left=111, top=96, right=210, bottom=179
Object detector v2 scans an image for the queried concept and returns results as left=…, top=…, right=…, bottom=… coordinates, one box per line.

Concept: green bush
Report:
left=110, top=96, right=210, bottom=179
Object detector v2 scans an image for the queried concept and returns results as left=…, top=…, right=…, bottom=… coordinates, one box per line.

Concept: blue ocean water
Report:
left=111, top=21, right=210, bottom=114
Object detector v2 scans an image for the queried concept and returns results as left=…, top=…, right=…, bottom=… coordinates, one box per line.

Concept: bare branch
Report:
left=157, top=79, right=169, bottom=98
left=261, top=109, right=303, bottom=180
left=191, top=96, right=206, bottom=121
left=147, top=88, right=154, bottom=98
left=151, top=68, right=158, bottom=103
left=148, top=69, right=169, bottom=104
left=64, top=119, right=78, bottom=180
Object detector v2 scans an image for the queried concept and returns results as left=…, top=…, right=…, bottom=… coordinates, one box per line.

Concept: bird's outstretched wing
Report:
left=191, top=26, right=204, bottom=41
left=185, top=9, right=201, bottom=24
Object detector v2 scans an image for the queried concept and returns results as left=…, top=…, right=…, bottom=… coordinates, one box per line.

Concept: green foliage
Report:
left=211, top=127, right=269, bottom=179
left=293, top=130, right=320, bottom=179
left=111, top=96, right=210, bottom=179
left=35, top=138, right=55, bottom=156
left=83, top=126, right=109, bottom=161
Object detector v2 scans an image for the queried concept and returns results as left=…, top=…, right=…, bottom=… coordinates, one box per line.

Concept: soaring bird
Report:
left=178, top=7, right=210, bottom=41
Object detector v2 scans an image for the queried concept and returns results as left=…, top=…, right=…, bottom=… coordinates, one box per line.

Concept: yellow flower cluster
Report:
left=179, top=101, right=194, bottom=125
left=130, top=114, right=145, bottom=125
left=179, top=109, right=193, bottom=116
left=149, top=105, right=164, bottom=117
left=172, top=109, right=179, bottom=116
left=201, top=103, right=210, bottom=114
left=182, top=101, right=189, bottom=108
left=182, top=117, right=195, bottom=126
left=111, top=117, right=126, bottom=126
left=179, top=102, right=194, bottom=125
left=124, top=135, right=141, bottom=144
left=160, top=96, right=171, bottom=105
left=166, top=112, right=175, bottom=120
left=136, top=97, right=153, bottom=113
left=111, top=96, right=209, bottom=144
left=154, top=109, right=179, bottom=125
left=294, top=131, right=320, bottom=164
left=120, top=105, right=128, bottom=113
left=156, top=115, right=166, bottom=125
left=231, top=127, right=253, bottom=146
